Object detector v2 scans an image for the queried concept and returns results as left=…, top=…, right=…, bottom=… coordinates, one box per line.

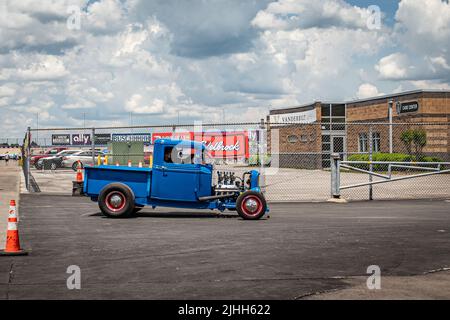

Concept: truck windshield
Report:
left=164, top=145, right=212, bottom=165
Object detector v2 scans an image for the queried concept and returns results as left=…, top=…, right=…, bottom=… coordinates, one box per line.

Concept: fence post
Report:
left=91, top=127, right=95, bottom=165
left=26, top=126, right=31, bottom=191
left=388, top=99, right=393, bottom=154
left=369, top=125, right=373, bottom=200
left=330, top=153, right=341, bottom=198
left=259, top=118, right=266, bottom=193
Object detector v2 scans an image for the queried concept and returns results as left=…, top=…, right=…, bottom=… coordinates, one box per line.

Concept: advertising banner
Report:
left=199, top=131, right=249, bottom=159
left=152, top=131, right=249, bottom=159
left=112, top=133, right=152, bottom=144
left=152, top=131, right=193, bottom=142
left=72, top=134, right=91, bottom=145
left=94, top=133, right=111, bottom=145
left=52, top=134, right=71, bottom=145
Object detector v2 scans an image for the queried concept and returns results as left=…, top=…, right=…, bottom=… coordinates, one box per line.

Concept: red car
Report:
left=31, top=147, right=67, bottom=169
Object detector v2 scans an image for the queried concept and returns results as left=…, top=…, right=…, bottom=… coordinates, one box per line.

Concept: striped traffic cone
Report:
left=76, top=161, right=83, bottom=183
left=0, top=200, right=28, bottom=256
left=128, top=160, right=132, bottom=167
left=138, top=161, right=143, bottom=168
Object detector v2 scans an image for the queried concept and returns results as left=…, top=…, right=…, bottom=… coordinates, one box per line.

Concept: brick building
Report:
left=268, top=90, right=450, bottom=169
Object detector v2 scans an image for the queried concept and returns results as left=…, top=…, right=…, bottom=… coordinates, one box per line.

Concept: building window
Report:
left=358, top=133, right=368, bottom=152
left=287, top=135, right=298, bottom=143
left=359, top=132, right=381, bottom=153
left=372, top=132, right=381, bottom=153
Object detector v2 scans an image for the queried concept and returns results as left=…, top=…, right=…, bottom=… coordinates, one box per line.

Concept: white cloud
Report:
left=61, top=99, right=96, bottom=110
left=429, top=56, right=450, bottom=71
left=16, top=55, right=68, bottom=81
left=0, top=85, right=16, bottom=97
left=125, top=94, right=165, bottom=114
left=84, top=0, right=126, bottom=32
left=0, top=0, right=449, bottom=139
left=409, top=80, right=450, bottom=91
left=390, top=0, right=450, bottom=82
left=375, top=53, right=410, bottom=80
left=356, top=83, right=381, bottom=99
left=252, top=0, right=373, bottom=30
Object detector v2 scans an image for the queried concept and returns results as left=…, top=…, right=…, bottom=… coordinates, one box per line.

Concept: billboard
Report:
left=112, top=133, right=152, bottom=144
left=52, top=134, right=71, bottom=145
left=72, top=134, right=91, bottom=145
left=152, top=131, right=249, bottom=159
left=152, top=131, right=193, bottom=142
left=200, top=131, right=249, bottom=159
left=94, top=133, right=111, bottom=145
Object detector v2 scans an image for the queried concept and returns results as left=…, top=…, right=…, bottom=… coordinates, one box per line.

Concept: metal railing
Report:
left=331, top=153, right=450, bottom=200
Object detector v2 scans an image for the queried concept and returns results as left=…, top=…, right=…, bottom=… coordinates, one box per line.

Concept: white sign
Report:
left=269, top=109, right=317, bottom=126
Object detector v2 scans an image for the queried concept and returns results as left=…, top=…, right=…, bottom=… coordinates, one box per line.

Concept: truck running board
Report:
left=198, top=193, right=236, bottom=201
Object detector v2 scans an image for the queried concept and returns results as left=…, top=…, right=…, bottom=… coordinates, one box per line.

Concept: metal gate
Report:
left=330, top=153, right=450, bottom=200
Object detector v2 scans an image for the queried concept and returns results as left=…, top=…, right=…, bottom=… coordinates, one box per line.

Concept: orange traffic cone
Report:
left=0, top=200, right=28, bottom=256
left=76, top=161, right=83, bottom=182
left=128, top=160, right=132, bottom=167
left=116, top=162, right=120, bottom=166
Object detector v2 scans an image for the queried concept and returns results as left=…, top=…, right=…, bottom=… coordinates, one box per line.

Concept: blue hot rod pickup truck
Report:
left=78, top=139, right=268, bottom=220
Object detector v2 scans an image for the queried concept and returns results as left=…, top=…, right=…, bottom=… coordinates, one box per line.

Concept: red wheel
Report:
left=105, top=191, right=126, bottom=212
left=236, top=191, right=266, bottom=220
left=99, top=183, right=135, bottom=218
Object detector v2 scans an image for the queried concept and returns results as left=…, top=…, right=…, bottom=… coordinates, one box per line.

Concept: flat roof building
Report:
left=268, top=90, right=450, bottom=169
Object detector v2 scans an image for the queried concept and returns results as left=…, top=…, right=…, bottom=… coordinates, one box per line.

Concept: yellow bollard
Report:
left=104, top=155, right=109, bottom=165
left=97, top=154, right=101, bottom=166
left=149, top=155, right=153, bottom=168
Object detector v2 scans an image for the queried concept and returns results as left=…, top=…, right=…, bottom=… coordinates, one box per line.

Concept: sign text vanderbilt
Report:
left=269, top=109, right=316, bottom=126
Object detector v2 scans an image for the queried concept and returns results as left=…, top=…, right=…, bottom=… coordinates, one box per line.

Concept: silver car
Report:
left=37, top=149, right=82, bottom=170
left=62, top=150, right=105, bottom=171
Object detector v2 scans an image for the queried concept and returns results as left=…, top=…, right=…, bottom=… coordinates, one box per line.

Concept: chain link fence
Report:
left=21, top=121, right=450, bottom=201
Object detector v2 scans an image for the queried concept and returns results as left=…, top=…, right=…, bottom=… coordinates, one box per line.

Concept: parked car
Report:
left=62, top=150, right=105, bottom=171
left=38, top=150, right=82, bottom=170
left=31, top=147, right=67, bottom=168
left=1, top=153, right=20, bottom=161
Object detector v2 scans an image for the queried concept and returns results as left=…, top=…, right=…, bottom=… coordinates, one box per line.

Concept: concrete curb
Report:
left=326, top=198, right=348, bottom=204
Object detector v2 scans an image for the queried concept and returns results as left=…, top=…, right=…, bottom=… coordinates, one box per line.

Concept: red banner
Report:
left=152, top=131, right=249, bottom=159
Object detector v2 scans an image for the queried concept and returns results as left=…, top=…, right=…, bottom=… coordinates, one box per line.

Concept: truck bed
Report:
left=83, top=166, right=152, bottom=205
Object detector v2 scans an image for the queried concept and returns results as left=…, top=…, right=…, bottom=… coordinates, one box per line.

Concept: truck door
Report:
left=151, top=145, right=203, bottom=202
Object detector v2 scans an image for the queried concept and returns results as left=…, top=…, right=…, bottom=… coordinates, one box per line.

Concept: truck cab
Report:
left=151, top=139, right=213, bottom=202
left=82, top=139, right=268, bottom=220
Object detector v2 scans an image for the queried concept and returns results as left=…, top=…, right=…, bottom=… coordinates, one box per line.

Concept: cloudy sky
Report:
left=1, top=0, right=450, bottom=138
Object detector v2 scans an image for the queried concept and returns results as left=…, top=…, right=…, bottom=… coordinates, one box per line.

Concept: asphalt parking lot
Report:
left=1, top=194, right=449, bottom=299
